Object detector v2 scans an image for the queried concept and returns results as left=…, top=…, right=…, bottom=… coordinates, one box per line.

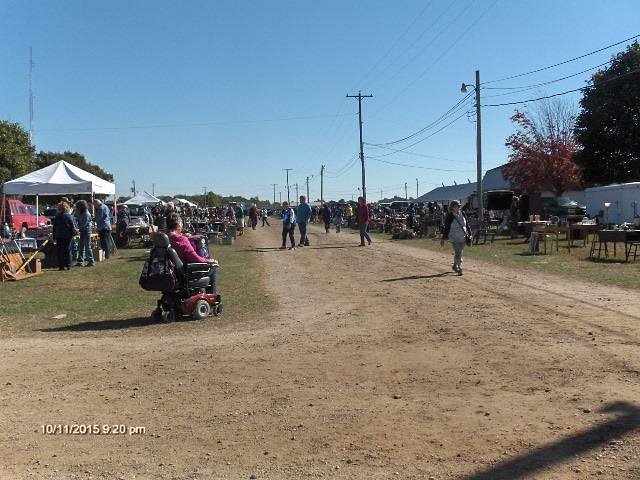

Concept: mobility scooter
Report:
left=140, top=232, right=222, bottom=321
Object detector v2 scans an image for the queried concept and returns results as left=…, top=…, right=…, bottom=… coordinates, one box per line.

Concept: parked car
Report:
left=390, top=200, right=411, bottom=212
left=1, top=199, right=50, bottom=232
left=540, top=197, right=586, bottom=219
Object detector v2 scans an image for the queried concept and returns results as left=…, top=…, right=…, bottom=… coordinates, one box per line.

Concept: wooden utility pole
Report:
left=283, top=169, right=292, bottom=204
left=346, top=91, right=373, bottom=202
left=270, top=184, right=277, bottom=205
left=320, top=165, right=325, bottom=205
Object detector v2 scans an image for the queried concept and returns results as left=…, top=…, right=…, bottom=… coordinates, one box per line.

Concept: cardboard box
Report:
left=28, top=258, right=41, bottom=274
left=92, top=248, right=105, bottom=262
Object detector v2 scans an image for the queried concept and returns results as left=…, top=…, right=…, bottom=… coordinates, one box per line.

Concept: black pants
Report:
left=282, top=225, right=295, bottom=247
left=262, top=216, right=270, bottom=226
left=298, top=222, right=309, bottom=245
left=324, top=219, right=331, bottom=232
left=56, top=237, right=72, bottom=269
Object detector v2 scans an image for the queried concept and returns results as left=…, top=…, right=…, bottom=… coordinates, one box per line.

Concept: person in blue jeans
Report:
left=280, top=202, right=296, bottom=250
left=92, top=199, right=113, bottom=259
left=296, top=195, right=312, bottom=246
left=74, top=200, right=95, bottom=266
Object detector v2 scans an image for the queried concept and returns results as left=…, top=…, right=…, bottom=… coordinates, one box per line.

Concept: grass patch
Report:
left=368, top=230, right=640, bottom=290
left=0, top=239, right=273, bottom=336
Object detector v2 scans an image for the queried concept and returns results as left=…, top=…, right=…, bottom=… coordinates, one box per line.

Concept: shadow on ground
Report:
left=382, top=272, right=454, bottom=282
left=36, top=316, right=177, bottom=332
left=459, top=401, right=640, bottom=480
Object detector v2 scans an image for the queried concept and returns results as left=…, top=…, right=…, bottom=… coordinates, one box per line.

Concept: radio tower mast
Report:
left=29, top=47, right=34, bottom=144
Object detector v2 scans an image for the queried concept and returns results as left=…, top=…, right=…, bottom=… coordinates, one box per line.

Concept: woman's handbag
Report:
left=454, top=215, right=472, bottom=246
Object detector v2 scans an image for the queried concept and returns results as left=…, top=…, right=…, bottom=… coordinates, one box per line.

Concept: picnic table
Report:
left=589, top=229, right=640, bottom=262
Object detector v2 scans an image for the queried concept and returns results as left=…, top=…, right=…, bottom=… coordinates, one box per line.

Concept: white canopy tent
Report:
left=124, top=191, right=163, bottom=206
left=174, top=198, right=198, bottom=207
left=3, top=160, right=116, bottom=221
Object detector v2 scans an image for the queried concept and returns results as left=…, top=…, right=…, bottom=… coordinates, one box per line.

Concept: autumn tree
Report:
left=503, top=100, right=582, bottom=197
left=574, top=41, right=640, bottom=185
left=0, top=121, right=35, bottom=188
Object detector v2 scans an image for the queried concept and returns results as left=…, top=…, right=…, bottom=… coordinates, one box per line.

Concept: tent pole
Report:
left=36, top=195, right=39, bottom=226
left=1, top=193, right=5, bottom=230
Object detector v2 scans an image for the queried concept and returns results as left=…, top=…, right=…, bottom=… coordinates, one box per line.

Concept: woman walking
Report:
left=74, top=200, right=95, bottom=267
left=441, top=200, right=472, bottom=276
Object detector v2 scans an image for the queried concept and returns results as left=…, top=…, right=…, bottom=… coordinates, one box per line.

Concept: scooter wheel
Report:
left=213, top=303, right=223, bottom=316
left=192, top=300, right=211, bottom=320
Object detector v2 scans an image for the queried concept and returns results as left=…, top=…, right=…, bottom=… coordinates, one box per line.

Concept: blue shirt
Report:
left=296, top=203, right=312, bottom=224
left=75, top=211, right=92, bottom=233
left=95, top=203, right=112, bottom=230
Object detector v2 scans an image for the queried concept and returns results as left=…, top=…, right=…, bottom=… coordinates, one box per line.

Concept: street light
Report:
left=461, top=70, right=483, bottom=227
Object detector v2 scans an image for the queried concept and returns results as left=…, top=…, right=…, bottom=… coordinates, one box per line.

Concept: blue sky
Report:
left=2, top=0, right=638, bottom=202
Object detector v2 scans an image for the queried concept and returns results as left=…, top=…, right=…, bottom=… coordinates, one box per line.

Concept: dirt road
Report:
left=2, top=223, right=640, bottom=479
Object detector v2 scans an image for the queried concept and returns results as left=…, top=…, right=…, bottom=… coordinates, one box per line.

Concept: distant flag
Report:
left=453, top=181, right=457, bottom=186
left=441, top=182, right=445, bottom=187
left=467, top=178, right=471, bottom=183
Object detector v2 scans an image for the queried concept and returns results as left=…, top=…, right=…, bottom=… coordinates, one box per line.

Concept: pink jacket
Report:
left=168, top=232, right=209, bottom=264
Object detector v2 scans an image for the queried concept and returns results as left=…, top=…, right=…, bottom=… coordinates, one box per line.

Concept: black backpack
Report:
left=139, top=250, right=177, bottom=292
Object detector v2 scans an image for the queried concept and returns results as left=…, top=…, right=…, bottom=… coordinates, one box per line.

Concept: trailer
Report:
left=585, top=182, right=640, bottom=224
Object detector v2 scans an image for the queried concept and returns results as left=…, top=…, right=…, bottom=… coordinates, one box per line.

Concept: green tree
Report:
left=574, top=41, right=640, bottom=185
left=0, top=121, right=35, bottom=188
left=34, top=151, right=114, bottom=181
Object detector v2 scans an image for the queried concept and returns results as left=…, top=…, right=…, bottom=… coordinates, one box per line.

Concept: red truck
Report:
left=1, top=198, right=50, bottom=232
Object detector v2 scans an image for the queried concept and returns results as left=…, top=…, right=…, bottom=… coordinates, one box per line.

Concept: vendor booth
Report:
left=2, top=161, right=116, bottom=273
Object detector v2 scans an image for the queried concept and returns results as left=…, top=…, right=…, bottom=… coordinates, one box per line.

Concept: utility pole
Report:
left=152, top=183, right=155, bottom=196
left=346, top=91, right=373, bottom=202
left=294, top=183, right=299, bottom=205
left=279, top=191, right=282, bottom=204
left=404, top=182, right=408, bottom=200
left=416, top=178, right=419, bottom=199
left=283, top=168, right=292, bottom=204
left=380, top=189, right=383, bottom=201
left=131, top=180, right=136, bottom=197
left=29, top=47, right=34, bottom=144
left=461, top=70, right=483, bottom=223
left=306, top=176, right=310, bottom=202
left=475, top=69, right=483, bottom=223
left=270, top=184, right=277, bottom=205
left=203, top=187, right=207, bottom=208
left=320, top=165, right=325, bottom=205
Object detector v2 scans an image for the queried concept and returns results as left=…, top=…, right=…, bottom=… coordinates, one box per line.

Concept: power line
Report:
left=352, top=1, right=435, bottom=89
left=481, top=61, right=611, bottom=98
left=38, top=112, right=356, bottom=132
left=369, top=157, right=470, bottom=172
left=366, top=109, right=471, bottom=158
left=366, top=92, right=473, bottom=146
left=366, top=144, right=470, bottom=164
left=482, top=33, right=640, bottom=85
left=483, top=66, right=640, bottom=107
left=371, top=0, right=498, bottom=116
